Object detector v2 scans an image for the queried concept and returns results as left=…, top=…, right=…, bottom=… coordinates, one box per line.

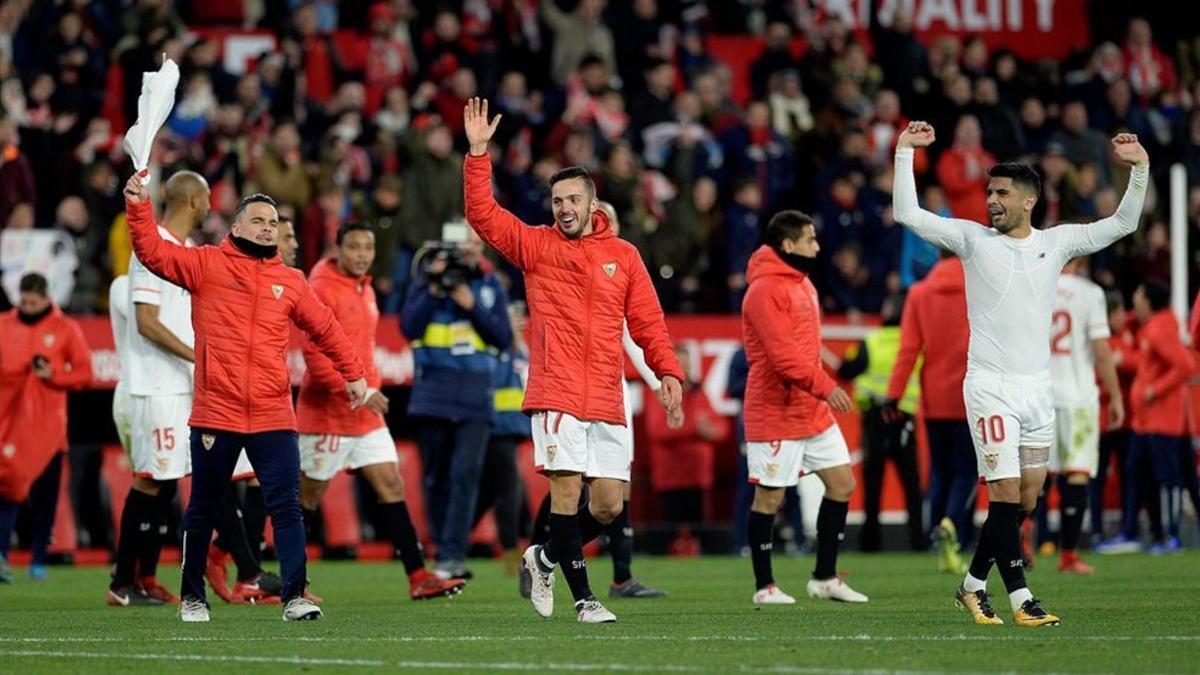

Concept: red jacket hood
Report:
left=924, top=258, right=965, bottom=294
left=310, top=257, right=372, bottom=288
left=746, top=245, right=805, bottom=286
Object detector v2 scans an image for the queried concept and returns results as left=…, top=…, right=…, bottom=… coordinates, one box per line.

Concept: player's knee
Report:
left=133, top=477, right=160, bottom=496
left=829, top=476, right=856, bottom=501
left=590, top=499, right=623, bottom=524
left=752, top=487, right=784, bottom=513
left=376, top=471, right=406, bottom=502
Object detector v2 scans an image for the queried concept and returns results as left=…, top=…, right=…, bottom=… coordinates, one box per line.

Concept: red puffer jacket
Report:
left=0, top=306, right=92, bottom=501
left=127, top=199, right=364, bottom=434
left=741, top=245, right=836, bottom=441
left=464, top=154, right=682, bottom=425
left=1130, top=310, right=1194, bottom=437
left=887, top=257, right=969, bottom=420
left=296, top=259, right=383, bottom=436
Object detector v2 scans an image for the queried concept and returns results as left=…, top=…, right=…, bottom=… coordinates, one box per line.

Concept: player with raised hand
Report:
left=124, top=172, right=368, bottom=623
left=462, top=97, right=685, bottom=624
left=894, top=121, right=1149, bottom=627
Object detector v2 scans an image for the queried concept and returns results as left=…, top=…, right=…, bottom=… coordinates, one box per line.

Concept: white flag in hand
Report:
left=122, top=57, right=180, bottom=184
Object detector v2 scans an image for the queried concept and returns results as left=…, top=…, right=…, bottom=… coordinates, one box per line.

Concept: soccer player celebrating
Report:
left=462, top=98, right=684, bottom=623
left=894, top=122, right=1149, bottom=626
left=297, top=222, right=464, bottom=600
left=740, top=211, right=866, bottom=605
left=1048, top=257, right=1123, bottom=575
left=124, top=173, right=367, bottom=623
left=107, top=171, right=210, bottom=606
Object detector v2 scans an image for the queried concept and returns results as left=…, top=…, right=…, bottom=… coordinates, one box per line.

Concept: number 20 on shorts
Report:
left=975, top=416, right=1006, bottom=445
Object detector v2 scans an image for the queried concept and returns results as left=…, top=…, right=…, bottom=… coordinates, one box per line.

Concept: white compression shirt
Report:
left=893, top=147, right=1147, bottom=377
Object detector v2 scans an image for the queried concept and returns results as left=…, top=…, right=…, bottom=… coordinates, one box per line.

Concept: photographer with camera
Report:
left=401, top=226, right=513, bottom=580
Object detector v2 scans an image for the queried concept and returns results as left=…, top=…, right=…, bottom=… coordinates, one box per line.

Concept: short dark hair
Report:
left=765, top=210, right=815, bottom=248
left=232, top=193, right=278, bottom=221
left=19, top=272, right=48, bottom=296
left=988, top=162, right=1041, bottom=198
left=336, top=221, right=372, bottom=245
left=548, top=166, right=595, bottom=198
left=1140, top=281, right=1171, bottom=311
left=1104, top=289, right=1125, bottom=314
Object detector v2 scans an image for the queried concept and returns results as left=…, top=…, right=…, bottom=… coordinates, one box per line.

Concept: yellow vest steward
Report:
left=852, top=326, right=920, bottom=414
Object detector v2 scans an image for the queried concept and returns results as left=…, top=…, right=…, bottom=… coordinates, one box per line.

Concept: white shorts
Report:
left=1050, top=404, right=1101, bottom=477
left=232, top=450, right=255, bottom=481
left=746, top=425, right=851, bottom=488
left=963, top=372, right=1055, bottom=482
left=300, top=426, right=397, bottom=481
left=129, top=393, right=192, bottom=480
left=112, top=383, right=132, bottom=452
left=532, top=411, right=631, bottom=481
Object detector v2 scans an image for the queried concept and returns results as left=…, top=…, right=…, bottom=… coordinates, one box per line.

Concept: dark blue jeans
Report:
left=925, top=420, right=978, bottom=548
left=181, top=429, right=306, bottom=603
left=416, top=418, right=489, bottom=566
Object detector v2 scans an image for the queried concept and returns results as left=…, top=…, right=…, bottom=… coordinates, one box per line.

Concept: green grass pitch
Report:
left=2, top=552, right=1197, bottom=673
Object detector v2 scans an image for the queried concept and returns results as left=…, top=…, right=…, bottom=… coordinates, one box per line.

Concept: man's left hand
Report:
left=449, top=284, right=475, bottom=311
left=366, top=390, right=390, bottom=415
left=1108, top=397, right=1125, bottom=429
left=1112, top=133, right=1149, bottom=166
left=660, top=375, right=685, bottom=429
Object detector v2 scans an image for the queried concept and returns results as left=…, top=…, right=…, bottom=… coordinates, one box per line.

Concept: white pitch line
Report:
left=0, top=652, right=947, bottom=674
left=2, top=634, right=1198, bottom=644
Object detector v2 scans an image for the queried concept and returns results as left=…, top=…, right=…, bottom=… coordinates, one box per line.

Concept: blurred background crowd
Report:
left=1, top=0, right=1197, bottom=317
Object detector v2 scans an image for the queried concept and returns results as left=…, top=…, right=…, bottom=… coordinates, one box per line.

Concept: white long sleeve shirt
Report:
left=893, top=147, right=1147, bottom=377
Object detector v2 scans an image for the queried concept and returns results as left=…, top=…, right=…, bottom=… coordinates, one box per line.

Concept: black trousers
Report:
left=472, top=434, right=524, bottom=550
left=860, top=407, right=923, bottom=551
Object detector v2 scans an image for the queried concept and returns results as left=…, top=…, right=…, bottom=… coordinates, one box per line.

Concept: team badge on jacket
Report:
left=201, top=434, right=215, bottom=450
left=43, top=334, right=55, bottom=347
left=602, top=262, right=617, bottom=278
left=272, top=284, right=284, bottom=299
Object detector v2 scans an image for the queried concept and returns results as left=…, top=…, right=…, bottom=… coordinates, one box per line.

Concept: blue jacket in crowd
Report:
left=401, top=272, right=512, bottom=422
left=491, top=345, right=531, bottom=439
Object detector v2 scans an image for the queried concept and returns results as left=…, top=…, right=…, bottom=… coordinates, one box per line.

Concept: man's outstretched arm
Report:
left=893, top=122, right=977, bottom=256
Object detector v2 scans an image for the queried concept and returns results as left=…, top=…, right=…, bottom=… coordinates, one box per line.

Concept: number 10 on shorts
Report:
left=975, top=416, right=1006, bottom=445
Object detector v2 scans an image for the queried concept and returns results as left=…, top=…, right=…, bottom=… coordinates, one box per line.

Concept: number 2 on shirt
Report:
left=1050, top=310, right=1072, bottom=355
left=975, top=416, right=1006, bottom=445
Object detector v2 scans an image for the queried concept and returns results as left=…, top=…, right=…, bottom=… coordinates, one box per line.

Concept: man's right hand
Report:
left=826, top=386, right=853, bottom=414
left=896, top=121, right=936, bottom=149
left=464, top=97, right=502, bottom=157
left=124, top=171, right=150, bottom=203
left=346, top=378, right=369, bottom=410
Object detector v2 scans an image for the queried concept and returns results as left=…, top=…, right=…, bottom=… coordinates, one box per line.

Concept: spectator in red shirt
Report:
left=643, top=343, right=729, bottom=554
left=1091, top=291, right=1141, bottom=543
left=935, top=115, right=995, bottom=224
left=364, top=2, right=414, bottom=116
left=1123, top=18, right=1177, bottom=103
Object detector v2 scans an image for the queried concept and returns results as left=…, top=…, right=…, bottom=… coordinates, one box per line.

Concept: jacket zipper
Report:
left=579, top=240, right=594, bottom=416
left=244, top=261, right=261, bottom=431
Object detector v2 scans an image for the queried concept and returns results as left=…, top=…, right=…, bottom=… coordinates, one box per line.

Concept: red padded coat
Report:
left=741, top=245, right=836, bottom=441
left=887, top=258, right=969, bottom=420
left=126, top=199, right=364, bottom=434
left=463, top=154, right=682, bottom=425
left=296, top=258, right=384, bottom=436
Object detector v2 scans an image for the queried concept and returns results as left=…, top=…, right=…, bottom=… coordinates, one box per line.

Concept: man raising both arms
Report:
left=893, top=122, right=1148, bottom=626
left=462, top=98, right=685, bottom=623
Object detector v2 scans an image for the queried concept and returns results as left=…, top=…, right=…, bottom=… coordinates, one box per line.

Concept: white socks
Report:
left=1008, top=587, right=1033, bottom=612
left=962, top=574, right=987, bottom=593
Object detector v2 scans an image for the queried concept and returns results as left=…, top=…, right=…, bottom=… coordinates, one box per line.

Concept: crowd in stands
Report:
left=1, top=0, right=1198, bottom=317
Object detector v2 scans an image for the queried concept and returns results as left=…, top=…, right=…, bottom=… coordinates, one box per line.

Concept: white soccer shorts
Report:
left=532, top=411, right=631, bottom=481
left=1050, top=404, right=1101, bottom=477
left=112, top=383, right=132, bottom=452
left=963, top=371, right=1056, bottom=482
left=746, top=425, right=851, bottom=488
left=300, top=426, right=398, bottom=482
left=129, top=393, right=192, bottom=480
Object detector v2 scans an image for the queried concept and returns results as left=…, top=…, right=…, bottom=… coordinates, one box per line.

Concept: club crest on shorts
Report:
left=546, top=444, right=557, bottom=461
left=43, top=334, right=55, bottom=347
left=984, top=453, right=998, bottom=472
left=766, top=463, right=779, bottom=478
left=201, top=434, right=215, bottom=450
left=601, top=262, right=617, bottom=278
left=272, top=284, right=284, bottom=299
